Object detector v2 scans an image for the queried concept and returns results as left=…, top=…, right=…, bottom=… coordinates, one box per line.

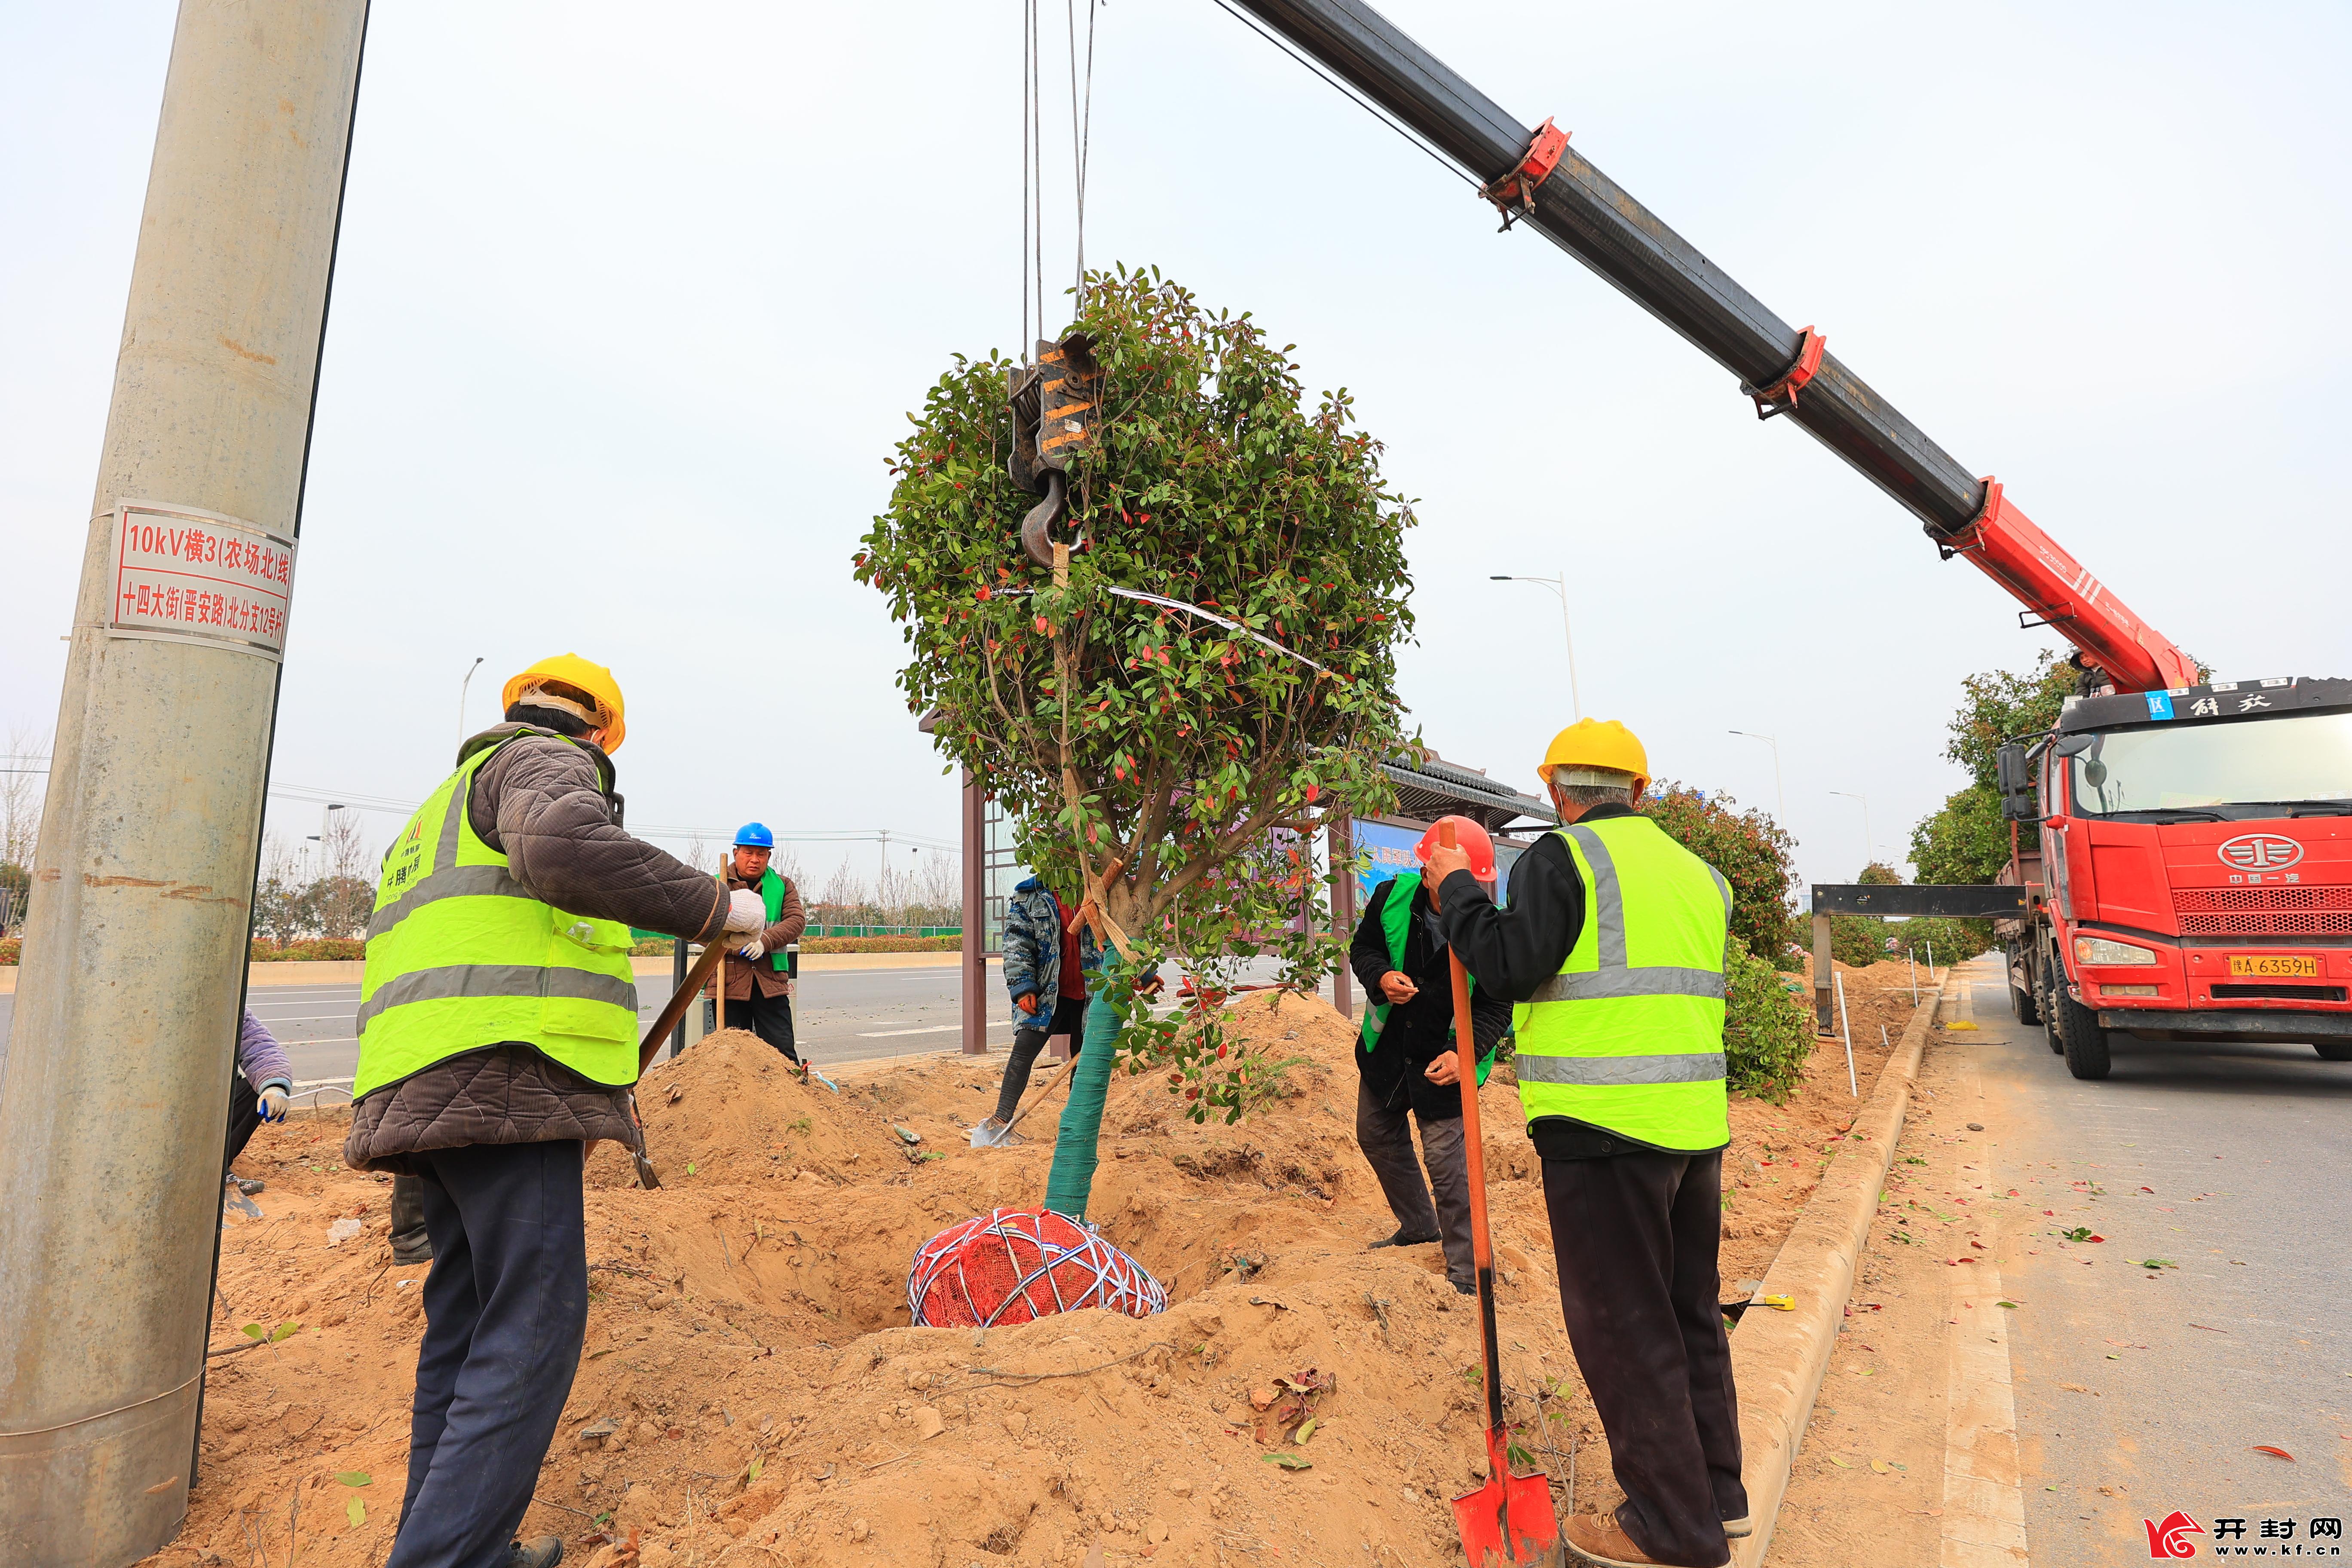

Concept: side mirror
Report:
left=1994, top=743, right=2037, bottom=822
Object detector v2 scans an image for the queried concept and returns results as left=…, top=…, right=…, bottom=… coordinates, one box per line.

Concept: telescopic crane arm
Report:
left=1230, top=0, right=2198, bottom=695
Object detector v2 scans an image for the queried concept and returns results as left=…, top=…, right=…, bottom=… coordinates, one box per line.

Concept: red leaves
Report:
left=1034, top=615, right=1050, bottom=635
left=975, top=586, right=992, bottom=601
left=1303, top=784, right=1320, bottom=803
left=2252, top=1446, right=2295, bottom=1461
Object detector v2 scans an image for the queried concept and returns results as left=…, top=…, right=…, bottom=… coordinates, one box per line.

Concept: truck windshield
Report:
left=2070, top=710, right=2352, bottom=818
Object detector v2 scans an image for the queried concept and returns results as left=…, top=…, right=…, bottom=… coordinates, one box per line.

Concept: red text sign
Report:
left=107, top=501, right=297, bottom=659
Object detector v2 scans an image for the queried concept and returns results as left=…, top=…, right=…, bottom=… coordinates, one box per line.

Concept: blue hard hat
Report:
left=734, top=822, right=774, bottom=848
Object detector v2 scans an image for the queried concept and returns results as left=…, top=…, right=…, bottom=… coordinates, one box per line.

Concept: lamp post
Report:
left=1829, top=790, right=1873, bottom=873
left=304, top=802, right=346, bottom=880
left=1726, top=730, right=1786, bottom=825
left=1489, top=573, right=1580, bottom=722
left=456, top=655, right=485, bottom=751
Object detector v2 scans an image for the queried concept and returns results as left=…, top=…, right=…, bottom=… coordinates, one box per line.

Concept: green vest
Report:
left=1511, top=816, right=1733, bottom=1151
left=754, top=867, right=793, bottom=971
left=354, top=733, right=641, bottom=1099
left=1358, top=871, right=1493, bottom=1087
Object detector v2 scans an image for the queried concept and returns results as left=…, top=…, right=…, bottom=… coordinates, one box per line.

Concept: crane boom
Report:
left=1230, top=0, right=2198, bottom=694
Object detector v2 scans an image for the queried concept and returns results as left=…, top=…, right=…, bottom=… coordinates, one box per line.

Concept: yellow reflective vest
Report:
left=353, top=733, right=640, bottom=1099
left=1510, top=815, right=1733, bottom=1151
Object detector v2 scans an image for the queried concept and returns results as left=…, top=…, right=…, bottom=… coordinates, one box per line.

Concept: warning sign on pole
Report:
left=105, top=499, right=297, bottom=660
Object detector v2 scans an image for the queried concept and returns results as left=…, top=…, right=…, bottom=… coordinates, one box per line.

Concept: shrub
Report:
left=801, top=935, right=963, bottom=954
left=248, top=938, right=365, bottom=962
left=1886, top=916, right=1995, bottom=966
left=0, top=937, right=19, bottom=967
left=1640, top=783, right=1795, bottom=962
left=1724, top=945, right=1813, bottom=1102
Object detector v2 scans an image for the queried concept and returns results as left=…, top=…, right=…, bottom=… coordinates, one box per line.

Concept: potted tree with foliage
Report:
left=856, top=266, right=1415, bottom=1217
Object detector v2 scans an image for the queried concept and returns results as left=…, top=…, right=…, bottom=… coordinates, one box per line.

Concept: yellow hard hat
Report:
left=1537, top=719, right=1649, bottom=792
left=502, top=653, right=627, bottom=753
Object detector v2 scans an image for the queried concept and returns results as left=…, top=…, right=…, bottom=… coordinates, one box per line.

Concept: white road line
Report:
left=857, top=1025, right=959, bottom=1038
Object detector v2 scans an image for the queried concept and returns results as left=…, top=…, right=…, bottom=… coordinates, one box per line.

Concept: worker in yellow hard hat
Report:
left=346, top=653, right=767, bottom=1568
left=1424, top=719, right=1743, bottom=1568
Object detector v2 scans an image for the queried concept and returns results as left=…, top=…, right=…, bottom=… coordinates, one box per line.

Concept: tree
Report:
left=1639, top=783, right=1795, bottom=962
left=1908, top=649, right=2076, bottom=885
left=856, top=266, right=1414, bottom=1138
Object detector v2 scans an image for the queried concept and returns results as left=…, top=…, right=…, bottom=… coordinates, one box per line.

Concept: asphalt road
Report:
left=1968, top=965, right=2352, bottom=1558
left=0, top=957, right=1339, bottom=1098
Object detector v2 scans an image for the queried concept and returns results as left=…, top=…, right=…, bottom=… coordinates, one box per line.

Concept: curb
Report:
left=1730, top=979, right=1945, bottom=1566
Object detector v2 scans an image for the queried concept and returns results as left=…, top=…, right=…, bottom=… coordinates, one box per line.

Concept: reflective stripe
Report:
left=1516, top=1051, right=1727, bottom=1086
left=365, top=863, right=536, bottom=940
left=1707, top=865, right=1732, bottom=919
left=357, top=963, right=637, bottom=1033
left=433, top=777, right=465, bottom=876
left=1528, top=966, right=1727, bottom=1002
left=1565, top=824, right=1628, bottom=968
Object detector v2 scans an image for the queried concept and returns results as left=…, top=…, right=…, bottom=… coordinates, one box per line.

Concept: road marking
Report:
left=858, top=1025, right=959, bottom=1038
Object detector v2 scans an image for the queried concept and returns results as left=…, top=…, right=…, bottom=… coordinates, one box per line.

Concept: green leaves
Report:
left=334, top=1472, right=371, bottom=1488
left=336, top=1474, right=370, bottom=1529
left=242, top=1321, right=300, bottom=1344
left=1261, top=1451, right=1312, bottom=1470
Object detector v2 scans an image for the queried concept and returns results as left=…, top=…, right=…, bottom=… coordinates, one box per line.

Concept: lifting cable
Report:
left=1204, top=0, right=1476, bottom=190
left=1020, top=0, right=1102, bottom=355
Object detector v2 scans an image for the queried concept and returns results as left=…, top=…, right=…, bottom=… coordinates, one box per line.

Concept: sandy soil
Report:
left=150, top=963, right=1930, bottom=1568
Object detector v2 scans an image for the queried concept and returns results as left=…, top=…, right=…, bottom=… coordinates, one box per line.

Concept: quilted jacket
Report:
left=344, top=724, right=732, bottom=1173
left=1000, top=876, right=1099, bottom=1027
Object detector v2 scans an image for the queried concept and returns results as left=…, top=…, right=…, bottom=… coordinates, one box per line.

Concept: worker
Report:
left=1424, top=719, right=1741, bottom=1568
left=344, top=654, right=769, bottom=1568
left=974, top=873, right=1099, bottom=1142
left=705, top=822, right=806, bottom=1061
left=220, top=1008, right=293, bottom=1192
left=1348, top=815, right=1511, bottom=1294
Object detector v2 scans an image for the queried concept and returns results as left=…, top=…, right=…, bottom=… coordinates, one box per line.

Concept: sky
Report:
left=5, top=0, right=2349, bottom=894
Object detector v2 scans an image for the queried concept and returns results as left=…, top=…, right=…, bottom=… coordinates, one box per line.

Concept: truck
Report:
left=1226, top=0, right=2351, bottom=1078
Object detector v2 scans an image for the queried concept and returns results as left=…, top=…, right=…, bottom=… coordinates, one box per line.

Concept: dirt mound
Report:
left=586, top=1030, right=906, bottom=1191
left=153, top=984, right=1932, bottom=1568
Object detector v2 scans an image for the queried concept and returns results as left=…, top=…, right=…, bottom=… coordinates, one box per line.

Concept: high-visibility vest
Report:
left=1359, top=871, right=1493, bottom=1087
left=1511, top=816, right=1733, bottom=1152
left=353, top=732, right=641, bottom=1099
left=754, top=867, right=793, bottom=972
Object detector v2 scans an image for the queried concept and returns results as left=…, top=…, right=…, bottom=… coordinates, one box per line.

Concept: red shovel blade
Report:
left=1452, top=1466, right=1567, bottom=1567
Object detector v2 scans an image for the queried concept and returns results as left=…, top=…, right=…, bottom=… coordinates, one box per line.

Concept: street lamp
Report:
left=457, top=655, right=485, bottom=750
left=1828, top=790, right=1873, bottom=873
left=1726, top=731, right=1786, bottom=824
left=304, top=802, right=346, bottom=880
left=1489, top=573, right=1580, bottom=721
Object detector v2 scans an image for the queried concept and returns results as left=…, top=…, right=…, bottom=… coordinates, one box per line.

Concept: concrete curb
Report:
left=1730, top=980, right=1945, bottom=1566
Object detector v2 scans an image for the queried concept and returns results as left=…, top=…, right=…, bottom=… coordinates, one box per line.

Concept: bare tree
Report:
left=311, top=811, right=375, bottom=940
left=0, top=725, right=49, bottom=933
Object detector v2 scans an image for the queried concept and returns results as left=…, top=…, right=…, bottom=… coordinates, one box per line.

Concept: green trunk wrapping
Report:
left=1041, top=974, right=1126, bottom=1219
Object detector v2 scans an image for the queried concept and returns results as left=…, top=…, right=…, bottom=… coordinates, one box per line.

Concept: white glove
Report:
left=738, top=938, right=767, bottom=961
left=257, top=1084, right=290, bottom=1124
left=724, top=888, right=767, bottom=933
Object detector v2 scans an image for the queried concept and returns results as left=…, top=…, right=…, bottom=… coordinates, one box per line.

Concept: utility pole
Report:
left=1726, top=730, right=1786, bottom=827
left=0, top=4, right=368, bottom=1563
left=1489, top=574, right=1580, bottom=721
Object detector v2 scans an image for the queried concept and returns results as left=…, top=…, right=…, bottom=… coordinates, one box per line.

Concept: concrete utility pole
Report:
left=0, top=3, right=368, bottom=1564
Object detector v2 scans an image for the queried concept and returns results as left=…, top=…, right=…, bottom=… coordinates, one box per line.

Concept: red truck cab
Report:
left=1997, top=677, right=2352, bottom=1078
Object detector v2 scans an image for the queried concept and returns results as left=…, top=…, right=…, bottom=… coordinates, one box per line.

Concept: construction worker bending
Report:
left=344, top=655, right=769, bottom=1568
left=1424, top=719, right=1742, bottom=1568
left=1348, top=815, right=1510, bottom=1294
left=706, top=822, right=806, bottom=1061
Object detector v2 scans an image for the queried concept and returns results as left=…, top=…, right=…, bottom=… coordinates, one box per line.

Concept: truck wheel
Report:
left=2012, top=980, right=2040, bottom=1027
left=2056, top=986, right=2111, bottom=1080
left=2314, top=1041, right=2352, bottom=1063
left=2035, top=962, right=2063, bottom=1054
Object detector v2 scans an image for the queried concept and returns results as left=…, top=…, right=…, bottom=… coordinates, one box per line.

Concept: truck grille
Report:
left=2174, top=885, right=2352, bottom=936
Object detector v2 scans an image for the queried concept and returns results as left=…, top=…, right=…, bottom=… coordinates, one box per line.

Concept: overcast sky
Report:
left=6, top=0, right=2348, bottom=894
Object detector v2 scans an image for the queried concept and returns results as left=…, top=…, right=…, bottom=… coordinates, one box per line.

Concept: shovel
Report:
left=1435, top=821, right=1567, bottom=1568
left=622, top=940, right=732, bottom=1189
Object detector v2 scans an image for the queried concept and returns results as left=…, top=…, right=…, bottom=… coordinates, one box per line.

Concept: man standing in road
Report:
left=705, top=822, right=807, bottom=1062
left=346, top=654, right=769, bottom=1568
left=1348, top=815, right=1512, bottom=1295
left=1424, top=719, right=1741, bottom=1568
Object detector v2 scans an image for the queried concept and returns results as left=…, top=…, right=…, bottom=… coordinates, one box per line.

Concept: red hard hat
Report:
left=1415, top=815, right=1497, bottom=880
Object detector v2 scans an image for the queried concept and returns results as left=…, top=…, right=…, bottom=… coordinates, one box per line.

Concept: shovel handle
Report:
left=1433, top=823, right=1508, bottom=1447
left=640, top=940, right=730, bottom=1075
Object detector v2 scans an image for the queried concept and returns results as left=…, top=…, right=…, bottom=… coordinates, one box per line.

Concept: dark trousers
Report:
left=707, top=985, right=798, bottom=1062
left=221, top=1074, right=261, bottom=1178
left=1542, top=1150, right=1742, bottom=1568
left=992, top=994, right=1088, bottom=1121
left=1354, top=1078, right=1474, bottom=1288
left=390, top=1140, right=588, bottom=1568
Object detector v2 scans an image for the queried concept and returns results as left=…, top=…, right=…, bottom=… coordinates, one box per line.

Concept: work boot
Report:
left=508, top=1537, right=563, bottom=1568
left=389, top=1174, right=433, bottom=1266
left=1366, top=1228, right=1438, bottom=1250
left=1562, top=1512, right=1687, bottom=1568
left=1452, top=1280, right=1476, bottom=1296
left=1721, top=1515, right=1752, bottom=1539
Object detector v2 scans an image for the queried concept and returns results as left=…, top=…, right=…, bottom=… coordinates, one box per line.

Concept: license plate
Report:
left=2230, top=954, right=2318, bottom=979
